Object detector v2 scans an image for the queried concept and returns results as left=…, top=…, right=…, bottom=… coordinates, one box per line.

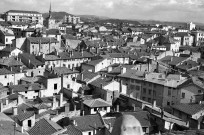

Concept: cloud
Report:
left=0, top=0, right=204, bottom=22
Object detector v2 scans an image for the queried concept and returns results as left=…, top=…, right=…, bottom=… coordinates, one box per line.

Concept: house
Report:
left=89, top=76, right=127, bottom=104
left=46, top=29, right=61, bottom=42
left=0, top=112, right=26, bottom=134
left=0, top=68, right=25, bottom=86
left=178, top=77, right=204, bottom=104
left=26, top=37, right=60, bottom=55
left=172, top=103, right=204, bottom=129
left=174, top=32, right=194, bottom=46
left=71, top=114, right=107, bottom=135
left=21, top=28, right=35, bottom=37
left=83, top=98, right=112, bottom=116
left=28, top=118, right=65, bottom=135
left=0, top=46, right=22, bottom=58
left=108, top=53, right=129, bottom=65
left=8, top=83, right=45, bottom=99
left=81, top=58, right=111, bottom=73
left=61, top=34, right=81, bottom=50
left=0, top=30, right=15, bottom=45
left=0, top=57, right=24, bottom=72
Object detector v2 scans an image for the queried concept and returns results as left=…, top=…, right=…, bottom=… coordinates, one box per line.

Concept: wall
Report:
left=0, top=72, right=25, bottom=86
left=22, top=114, right=35, bottom=130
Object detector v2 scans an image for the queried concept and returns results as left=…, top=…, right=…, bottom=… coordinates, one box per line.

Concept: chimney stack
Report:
left=60, top=93, right=63, bottom=107
left=0, top=102, right=3, bottom=112
left=81, top=73, right=83, bottom=81
left=52, top=96, right=56, bottom=109
left=65, top=103, right=70, bottom=112
left=116, top=104, right=119, bottom=112
left=5, top=98, right=9, bottom=105
left=121, top=67, right=126, bottom=74
left=153, top=100, right=156, bottom=108
left=13, top=106, right=18, bottom=115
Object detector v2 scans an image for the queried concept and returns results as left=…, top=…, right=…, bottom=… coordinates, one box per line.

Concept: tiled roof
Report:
left=28, top=118, right=63, bottom=135
left=89, top=77, right=113, bottom=88
left=0, top=46, right=18, bottom=52
left=58, top=51, right=93, bottom=59
left=85, top=59, right=104, bottom=66
left=83, top=98, right=112, bottom=108
left=72, top=114, right=104, bottom=132
left=168, top=56, right=189, bottom=66
left=14, top=111, right=35, bottom=122
left=52, top=67, right=79, bottom=75
left=108, top=53, right=129, bottom=58
left=0, top=57, right=23, bottom=66
left=63, top=125, right=82, bottom=135
left=27, top=37, right=59, bottom=44
left=44, top=54, right=60, bottom=61
left=9, top=83, right=43, bottom=92
left=19, top=53, right=44, bottom=66
left=0, top=68, right=15, bottom=75
left=172, top=103, right=204, bottom=116
left=33, top=103, right=50, bottom=110
left=46, top=29, right=61, bottom=35
left=7, top=10, right=41, bottom=14
left=118, top=69, right=145, bottom=80
left=122, top=111, right=151, bottom=127
left=3, top=103, right=33, bottom=115
left=23, top=28, right=35, bottom=32
left=76, top=70, right=99, bottom=82
left=62, top=34, right=78, bottom=40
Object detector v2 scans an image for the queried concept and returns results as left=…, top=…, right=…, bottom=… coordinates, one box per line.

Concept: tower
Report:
left=45, top=0, right=56, bottom=29
left=49, top=1, right=52, bottom=19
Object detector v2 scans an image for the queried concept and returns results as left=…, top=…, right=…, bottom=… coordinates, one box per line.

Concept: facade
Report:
left=0, top=30, right=15, bottom=45
left=5, top=10, right=43, bottom=24
left=64, top=15, right=81, bottom=24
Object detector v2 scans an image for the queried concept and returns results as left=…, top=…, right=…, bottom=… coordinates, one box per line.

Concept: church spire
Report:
left=49, top=1, right=52, bottom=18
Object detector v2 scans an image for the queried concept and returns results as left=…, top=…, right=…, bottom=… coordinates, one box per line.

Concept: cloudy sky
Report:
left=0, top=0, right=204, bottom=22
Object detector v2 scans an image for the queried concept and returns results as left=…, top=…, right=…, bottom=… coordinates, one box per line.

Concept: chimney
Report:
left=100, top=83, right=103, bottom=89
left=81, top=73, right=83, bottom=81
left=116, top=104, right=119, bottom=112
left=161, top=108, right=164, bottom=119
left=0, top=102, right=3, bottom=112
left=52, top=96, right=56, bottom=109
left=119, top=80, right=122, bottom=93
left=5, top=98, right=9, bottom=105
left=65, top=103, right=70, bottom=112
left=28, top=59, right=31, bottom=67
left=17, top=95, right=23, bottom=105
left=198, top=121, right=201, bottom=129
left=153, top=100, right=156, bottom=108
left=121, top=67, right=126, bottom=74
left=21, top=126, right=24, bottom=133
left=61, top=74, right=64, bottom=91
left=10, top=67, right=13, bottom=72
left=171, top=57, right=173, bottom=62
left=73, top=120, right=77, bottom=126
left=108, top=66, right=113, bottom=72
left=132, top=104, right=136, bottom=111
left=60, top=93, right=63, bottom=107
left=74, top=104, right=77, bottom=111
left=13, top=106, right=18, bottom=115
left=141, top=103, right=145, bottom=110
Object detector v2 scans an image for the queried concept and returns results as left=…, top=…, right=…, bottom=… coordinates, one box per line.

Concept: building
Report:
left=44, top=3, right=57, bottom=29
left=4, top=10, right=43, bottom=24
left=0, top=30, right=15, bottom=45
left=64, top=15, right=81, bottom=24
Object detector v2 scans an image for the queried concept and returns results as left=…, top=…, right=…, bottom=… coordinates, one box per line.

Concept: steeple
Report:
left=49, top=1, right=52, bottom=18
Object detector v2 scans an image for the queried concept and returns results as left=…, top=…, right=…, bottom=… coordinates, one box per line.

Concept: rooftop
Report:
left=83, top=98, right=112, bottom=108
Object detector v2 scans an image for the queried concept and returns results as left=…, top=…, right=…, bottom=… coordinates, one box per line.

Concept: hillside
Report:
left=78, top=15, right=110, bottom=22
left=42, top=11, right=73, bottom=21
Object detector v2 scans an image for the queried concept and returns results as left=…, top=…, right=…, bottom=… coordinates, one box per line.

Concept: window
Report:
left=104, top=107, right=107, bottom=110
left=198, top=90, right=202, bottom=93
left=149, top=89, right=151, bottom=95
left=168, top=89, right=171, bottom=96
left=54, top=83, right=57, bottom=90
left=67, top=84, right=70, bottom=88
left=149, top=83, right=152, bottom=87
left=167, top=101, right=170, bottom=106
left=5, top=75, right=7, bottom=78
left=182, top=92, right=185, bottom=98
left=142, top=97, right=146, bottom=101
left=88, top=132, right=92, bottom=135
left=143, top=88, right=146, bottom=94
left=6, top=38, right=8, bottom=42
left=28, top=120, right=32, bottom=127
left=94, top=108, right=97, bottom=112
left=135, top=86, right=140, bottom=91
left=25, top=91, right=27, bottom=94
left=35, top=90, right=39, bottom=93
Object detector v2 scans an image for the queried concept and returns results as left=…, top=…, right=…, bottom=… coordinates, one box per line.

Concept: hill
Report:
left=42, top=11, right=73, bottom=21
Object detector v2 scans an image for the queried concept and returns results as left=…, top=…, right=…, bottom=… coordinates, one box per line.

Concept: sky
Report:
left=0, top=0, right=204, bottom=23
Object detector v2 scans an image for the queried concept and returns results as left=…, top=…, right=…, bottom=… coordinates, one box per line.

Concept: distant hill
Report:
left=78, top=15, right=110, bottom=22
left=42, top=11, right=73, bottom=21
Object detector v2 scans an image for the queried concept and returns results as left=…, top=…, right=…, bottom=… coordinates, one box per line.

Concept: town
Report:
left=0, top=1, right=204, bottom=135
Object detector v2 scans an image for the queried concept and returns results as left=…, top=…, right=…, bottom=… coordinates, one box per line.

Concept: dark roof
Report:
left=19, top=53, right=44, bottom=66
left=14, top=111, right=35, bottom=122
left=76, top=70, right=99, bottom=82
left=43, top=54, right=60, bottom=61
left=118, top=69, right=145, bottom=80
left=7, top=10, right=41, bottom=14
left=72, top=114, right=104, bottom=132
left=27, top=37, right=59, bottom=44
left=62, top=34, right=77, bottom=40
left=23, top=28, right=35, bottom=32
left=28, top=118, right=63, bottom=135
left=85, top=59, right=104, bottom=66
left=0, top=68, right=14, bottom=75
left=108, top=53, right=129, bottom=58
left=89, top=77, right=113, bottom=88
left=9, top=83, right=43, bottom=92
left=122, top=111, right=151, bottom=127
left=83, top=98, right=111, bottom=108
left=3, top=103, right=33, bottom=115
left=58, top=51, right=93, bottom=59
left=0, top=46, right=18, bottom=52
left=168, top=56, right=189, bottom=66
left=63, top=125, right=82, bottom=135
left=172, top=103, right=204, bottom=116
left=46, top=29, right=61, bottom=35
left=0, top=57, right=23, bottom=66
left=52, top=67, right=79, bottom=75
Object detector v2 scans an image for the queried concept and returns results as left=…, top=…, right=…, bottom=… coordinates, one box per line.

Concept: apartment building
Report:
left=4, top=10, right=43, bottom=24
